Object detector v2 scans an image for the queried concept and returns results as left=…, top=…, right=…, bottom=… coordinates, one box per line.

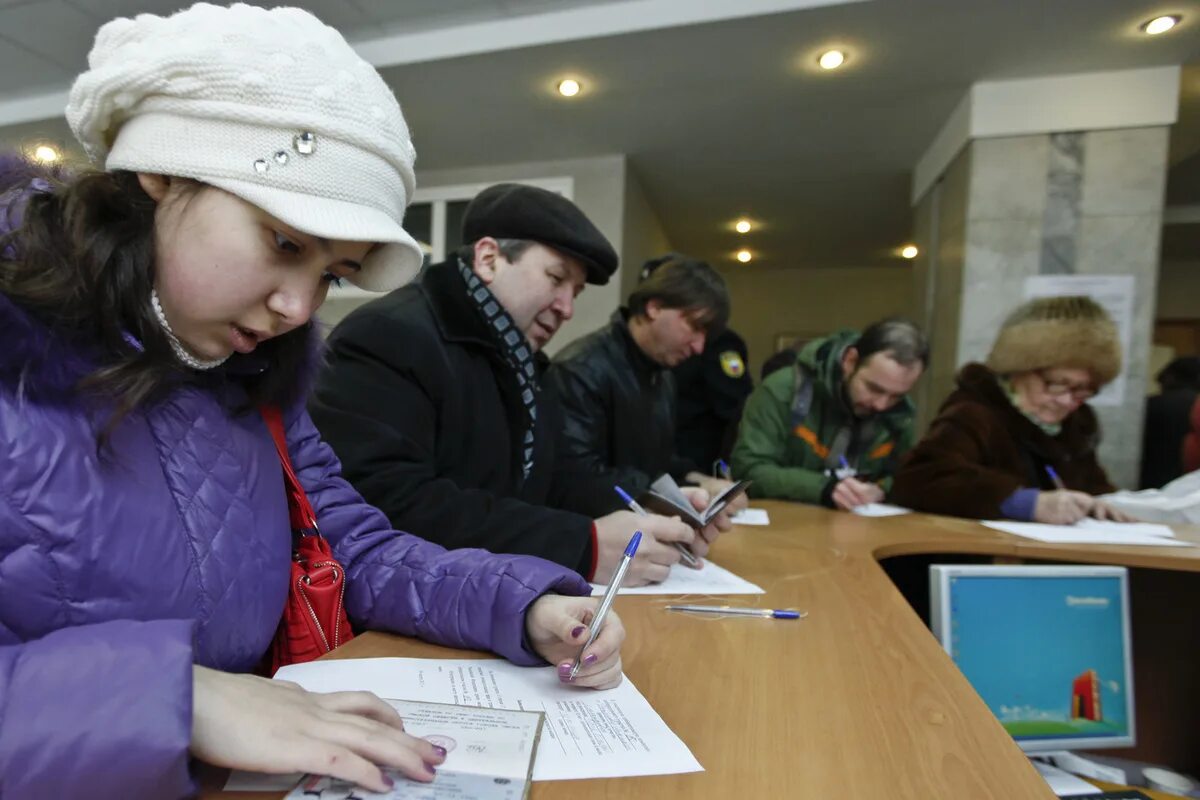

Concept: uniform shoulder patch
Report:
left=719, top=350, right=745, bottom=378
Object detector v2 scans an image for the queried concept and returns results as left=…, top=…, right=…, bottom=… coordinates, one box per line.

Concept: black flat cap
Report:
left=461, top=183, right=618, bottom=285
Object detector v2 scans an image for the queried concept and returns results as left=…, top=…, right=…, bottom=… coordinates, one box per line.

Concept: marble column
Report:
left=914, top=127, right=1168, bottom=488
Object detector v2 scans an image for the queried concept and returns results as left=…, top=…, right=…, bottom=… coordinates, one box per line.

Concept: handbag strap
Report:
left=260, top=405, right=320, bottom=535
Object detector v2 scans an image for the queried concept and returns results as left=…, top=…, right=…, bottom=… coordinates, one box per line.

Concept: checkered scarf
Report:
left=458, top=258, right=537, bottom=479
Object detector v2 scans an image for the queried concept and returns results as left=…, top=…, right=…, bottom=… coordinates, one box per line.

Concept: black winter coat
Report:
left=310, top=259, right=611, bottom=576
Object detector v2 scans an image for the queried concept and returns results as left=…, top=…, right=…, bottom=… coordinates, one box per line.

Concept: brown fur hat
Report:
left=986, top=295, right=1122, bottom=386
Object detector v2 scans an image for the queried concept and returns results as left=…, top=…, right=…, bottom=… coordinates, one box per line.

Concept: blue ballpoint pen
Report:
left=571, top=531, right=641, bottom=680
left=665, top=604, right=806, bottom=619
left=1045, top=465, right=1067, bottom=490
left=715, top=459, right=732, bottom=481
left=613, top=485, right=701, bottom=568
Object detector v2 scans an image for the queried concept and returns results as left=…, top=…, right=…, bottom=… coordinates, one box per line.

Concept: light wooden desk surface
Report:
left=210, top=502, right=1200, bottom=799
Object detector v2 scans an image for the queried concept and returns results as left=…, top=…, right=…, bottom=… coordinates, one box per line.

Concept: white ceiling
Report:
left=3, top=0, right=1200, bottom=270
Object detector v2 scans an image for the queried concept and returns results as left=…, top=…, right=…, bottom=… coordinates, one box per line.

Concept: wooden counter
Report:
left=210, top=502, right=1200, bottom=799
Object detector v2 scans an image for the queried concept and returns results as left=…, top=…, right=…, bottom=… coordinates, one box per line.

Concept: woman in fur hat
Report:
left=891, top=296, right=1133, bottom=523
left=0, top=5, right=625, bottom=797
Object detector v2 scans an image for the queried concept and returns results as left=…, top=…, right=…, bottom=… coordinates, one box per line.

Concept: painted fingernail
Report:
left=571, top=625, right=586, bottom=638
left=432, top=745, right=447, bottom=758
left=583, top=653, right=598, bottom=666
left=558, top=662, right=572, bottom=677
left=383, top=774, right=395, bottom=788
left=425, top=764, right=438, bottom=776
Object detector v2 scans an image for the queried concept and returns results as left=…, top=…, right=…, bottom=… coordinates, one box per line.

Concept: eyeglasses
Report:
left=1037, top=370, right=1096, bottom=401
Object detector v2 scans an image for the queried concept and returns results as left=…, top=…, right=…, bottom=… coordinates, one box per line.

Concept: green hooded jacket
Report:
left=731, top=329, right=916, bottom=505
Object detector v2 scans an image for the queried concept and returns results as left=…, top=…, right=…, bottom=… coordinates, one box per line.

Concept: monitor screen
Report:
left=930, top=565, right=1134, bottom=752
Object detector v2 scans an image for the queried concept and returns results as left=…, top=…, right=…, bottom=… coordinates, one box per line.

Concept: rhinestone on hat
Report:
left=273, top=150, right=290, bottom=165
left=253, top=159, right=269, bottom=174
left=294, top=132, right=316, bottom=155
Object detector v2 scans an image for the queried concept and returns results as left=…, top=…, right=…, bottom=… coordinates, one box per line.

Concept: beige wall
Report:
left=1157, top=260, right=1200, bottom=319
left=620, top=167, right=673, bottom=299
left=720, top=265, right=918, bottom=381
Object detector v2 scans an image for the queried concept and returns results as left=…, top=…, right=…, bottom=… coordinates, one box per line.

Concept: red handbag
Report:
left=260, top=405, right=354, bottom=675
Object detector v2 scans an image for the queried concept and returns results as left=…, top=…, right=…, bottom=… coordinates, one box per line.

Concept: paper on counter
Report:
left=851, top=503, right=912, bottom=517
left=983, top=518, right=1191, bottom=547
left=272, top=658, right=703, bottom=782
left=591, top=558, right=764, bottom=596
left=730, top=508, right=770, bottom=525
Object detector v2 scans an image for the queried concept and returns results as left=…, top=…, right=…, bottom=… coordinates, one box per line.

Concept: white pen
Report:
left=571, top=531, right=641, bottom=680
left=613, top=485, right=701, bottom=568
left=666, top=604, right=806, bottom=620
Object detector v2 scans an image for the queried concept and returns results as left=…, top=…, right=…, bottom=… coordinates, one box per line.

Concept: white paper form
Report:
left=851, top=503, right=912, bottom=517
left=590, top=558, right=764, bottom=596
left=730, top=508, right=770, bottom=525
left=982, top=518, right=1191, bottom=547
left=273, top=658, right=703, bottom=782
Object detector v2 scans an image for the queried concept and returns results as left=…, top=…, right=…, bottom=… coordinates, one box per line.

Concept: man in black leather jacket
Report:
left=310, top=184, right=698, bottom=585
left=547, top=255, right=748, bottom=530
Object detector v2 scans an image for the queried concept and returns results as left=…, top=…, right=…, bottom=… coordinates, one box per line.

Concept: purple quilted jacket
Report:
left=0, top=169, right=590, bottom=798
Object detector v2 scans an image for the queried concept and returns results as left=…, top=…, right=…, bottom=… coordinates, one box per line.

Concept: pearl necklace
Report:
left=150, top=289, right=229, bottom=371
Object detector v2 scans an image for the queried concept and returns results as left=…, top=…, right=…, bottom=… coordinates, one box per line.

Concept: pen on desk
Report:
left=1045, top=465, right=1066, bottom=490
left=613, top=485, right=700, bottom=568
left=666, top=604, right=806, bottom=620
left=571, top=531, right=641, bottom=680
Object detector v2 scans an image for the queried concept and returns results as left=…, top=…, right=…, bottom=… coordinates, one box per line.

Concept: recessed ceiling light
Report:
left=557, top=78, right=581, bottom=97
left=32, top=144, right=60, bottom=163
left=1141, top=14, right=1181, bottom=34
left=818, top=50, right=846, bottom=70
left=735, top=219, right=753, bottom=234
left=901, top=245, right=919, bottom=259
left=736, top=249, right=753, bottom=263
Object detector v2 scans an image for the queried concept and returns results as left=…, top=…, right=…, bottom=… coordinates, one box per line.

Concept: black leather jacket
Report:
left=547, top=309, right=696, bottom=514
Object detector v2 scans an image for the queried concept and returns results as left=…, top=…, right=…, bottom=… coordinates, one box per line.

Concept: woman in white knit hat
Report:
left=0, top=5, right=624, bottom=797
left=892, top=295, right=1134, bottom=524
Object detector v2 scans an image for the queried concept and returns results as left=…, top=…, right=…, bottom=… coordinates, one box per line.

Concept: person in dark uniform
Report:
left=1141, top=356, right=1200, bottom=488
left=672, top=320, right=753, bottom=474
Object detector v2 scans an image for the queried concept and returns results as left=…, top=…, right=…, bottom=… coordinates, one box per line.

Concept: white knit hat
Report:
left=66, top=3, right=422, bottom=292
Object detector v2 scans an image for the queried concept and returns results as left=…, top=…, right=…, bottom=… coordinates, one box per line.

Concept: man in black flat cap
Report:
left=311, top=183, right=697, bottom=585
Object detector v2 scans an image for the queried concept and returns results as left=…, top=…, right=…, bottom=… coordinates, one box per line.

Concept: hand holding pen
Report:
left=614, top=485, right=702, bottom=568
left=567, top=531, right=640, bottom=682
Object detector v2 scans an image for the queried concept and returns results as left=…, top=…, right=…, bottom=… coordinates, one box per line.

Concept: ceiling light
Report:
left=32, top=144, right=60, bottom=163
left=818, top=50, right=846, bottom=70
left=1141, top=15, right=1181, bottom=34
left=735, top=219, right=752, bottom=234
left=736, top=249, right=753, bottom=263
left=901, top=244, right=919, bottom=259
left=557, top=78, right=581, bottom=97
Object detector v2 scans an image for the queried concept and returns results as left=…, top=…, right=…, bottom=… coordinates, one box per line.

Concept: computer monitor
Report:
left=930, top=565, right=1135, bottom=752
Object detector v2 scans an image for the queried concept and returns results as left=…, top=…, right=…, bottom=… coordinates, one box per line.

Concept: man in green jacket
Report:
left=732, top=319, right=928, bottom=510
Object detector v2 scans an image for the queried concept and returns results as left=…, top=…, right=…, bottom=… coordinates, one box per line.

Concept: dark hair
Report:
left=853, top=318, right=929, bottom=368
left=1157, top=356, right=1200, bottom=391
left=628, top=255, right=730, bottom=333
left=0, top=160, right=313, bottom=446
